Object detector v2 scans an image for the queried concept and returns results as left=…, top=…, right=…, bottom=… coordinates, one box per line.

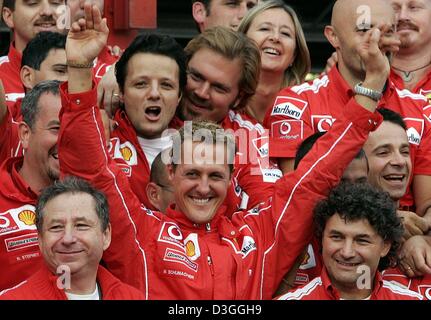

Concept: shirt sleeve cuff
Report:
left=60, top=81, right=98, bottom=112
left=344, top=99, right=383, bottom=132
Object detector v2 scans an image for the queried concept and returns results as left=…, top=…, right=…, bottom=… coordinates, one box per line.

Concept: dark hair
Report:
left=314, top=182, right=403, bottom=270
left=115, top=33, right=187, bottom=95
left=150, top=150, right=169, bottom=184
left=185, top=27, right=260, bottom=110
left=21, top=80, right=61, bottom=129
left=170, top=121, right=236, bottom=173
left=3, top=0, right=14, bottom=10
left=191, top=0, right=211, bottom=13
left=294, top=131, right=367, bottom=170
left=36, top=176, right=110, bottom=232
left=377, top=108, right=406, bottom=130
left=294, top=131, right=326, bottom=169
left=21, top=31, right=66, bottom=70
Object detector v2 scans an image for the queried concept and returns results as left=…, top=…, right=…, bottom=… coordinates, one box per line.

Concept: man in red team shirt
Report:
left=264, top=0, right=431, bottom=227
left=389, top=0, right=431, bottom=235
left=389, top=0, right=431, bottom=95
left=277, top=182, right=423, bottom=300
left=108, top=32, right=187, bottom=209
left=0, top=80, right=61, bottom=291
left=0, top=177, right=144, bottom=300
left=0, top=31, right=67, bottom=164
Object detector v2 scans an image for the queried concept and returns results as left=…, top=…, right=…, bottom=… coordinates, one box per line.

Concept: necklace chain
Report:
left=392, top=62, right=431, bottom=82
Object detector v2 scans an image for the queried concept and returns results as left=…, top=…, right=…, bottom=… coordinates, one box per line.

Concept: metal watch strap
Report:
left=353, top=82, right=383, bottom=102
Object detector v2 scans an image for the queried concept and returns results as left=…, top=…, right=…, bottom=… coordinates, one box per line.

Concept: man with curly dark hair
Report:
left=277, top=182, right=422, bottom=300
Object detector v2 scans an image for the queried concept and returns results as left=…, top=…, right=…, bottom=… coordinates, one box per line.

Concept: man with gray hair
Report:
left=0, top=176, right=144, bottom=300
left=0, top=80, right=61, bottom=291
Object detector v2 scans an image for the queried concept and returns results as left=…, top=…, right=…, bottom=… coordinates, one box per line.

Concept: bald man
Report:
left=146, top=151, right=174, bottom=213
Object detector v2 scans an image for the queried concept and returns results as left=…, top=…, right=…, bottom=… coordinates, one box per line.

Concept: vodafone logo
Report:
left=0, top=216, right=10, bottom=228
left=425, top=287, right=431, bottom=300
left=279, top=121, right=291, bottom=135
left=271, top=120, right=303, bottom=140
left=168, top=225, right=183, bottom=241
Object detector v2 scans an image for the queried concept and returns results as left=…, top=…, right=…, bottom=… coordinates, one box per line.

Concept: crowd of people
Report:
left=0, top=0, right=430, bottom=300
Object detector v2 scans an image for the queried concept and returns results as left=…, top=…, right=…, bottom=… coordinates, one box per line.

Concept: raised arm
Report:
left=58, top=4, right=149, bottom=296
left=258, top=26, right=391, bottom=298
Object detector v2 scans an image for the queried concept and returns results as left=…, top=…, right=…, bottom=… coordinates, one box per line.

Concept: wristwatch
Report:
left=353, top=82, right=383, bottom=101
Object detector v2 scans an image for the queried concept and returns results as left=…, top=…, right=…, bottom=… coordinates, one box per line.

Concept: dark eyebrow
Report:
left=47, top=120, right=60, bottom=127
left=188, top=67, right=231, bottom=92
left=355, top=234, right=372, bottom=239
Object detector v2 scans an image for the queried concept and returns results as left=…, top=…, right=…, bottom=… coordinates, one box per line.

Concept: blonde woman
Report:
left=238, top=0, right=310, bottom=123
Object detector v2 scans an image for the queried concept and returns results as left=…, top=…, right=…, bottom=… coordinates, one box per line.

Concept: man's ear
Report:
left=2, top=6, right=14, bottom=29
left=192, top=2, right=207, bottom=31
left=102, top=223, right=112, bottom=251
left=18, top=121, right=31, bottom=150
left=324, top=25, right=340, bottom=50
left=381, top=240, right=392, bottom=258
left=167, top=163, right=175, bottom=182
left=20, top=66, right=36, bottom=91
left=146, top=182, right=161, bottom=210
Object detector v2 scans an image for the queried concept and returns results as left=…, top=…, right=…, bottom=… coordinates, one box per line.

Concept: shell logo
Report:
left=185, top=240, right=195, bottom=258
left=120, top=146, right=133, bottom=162
left=301, top=251, right=310, bottom=266
left=18, top=210, right=36, bottom=226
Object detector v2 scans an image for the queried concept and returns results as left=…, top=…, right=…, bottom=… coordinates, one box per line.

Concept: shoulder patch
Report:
left=271, top=96, right=308, bottom=120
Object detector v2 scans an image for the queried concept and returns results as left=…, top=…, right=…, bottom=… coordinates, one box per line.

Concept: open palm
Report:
left=66, top=4, right=109, bottom=63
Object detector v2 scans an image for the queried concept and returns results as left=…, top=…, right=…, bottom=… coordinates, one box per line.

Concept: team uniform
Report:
left=58, top=82, right=381, bottom=299
left=0, top=43, right=116, bottom=107
left=382, top=267, right=431, bottom=300
left=291, top=238, right=323, bottom=288
left=0, top=157, right=42, bottom=291
left=0, top=99, right=23, bottom=165
left=277, top=267, right=423, bottom=300
left=390, top=69, right=431, bottom=124
left=0, top=264, right=145, bottom=300
left=264, top=66, right=431, bottom=210
left=108, top=110, right=169, bottom=210
left=0, top=44, right=24, bottom=106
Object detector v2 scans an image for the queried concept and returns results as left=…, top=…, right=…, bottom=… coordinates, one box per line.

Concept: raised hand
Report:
left=356, top=23, right=400, bottom=90
left=66, top=3, right=109, bottom=65
left=398, top=235, right=431, bottom=277
left=397, top=210, right=429, bottom=240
